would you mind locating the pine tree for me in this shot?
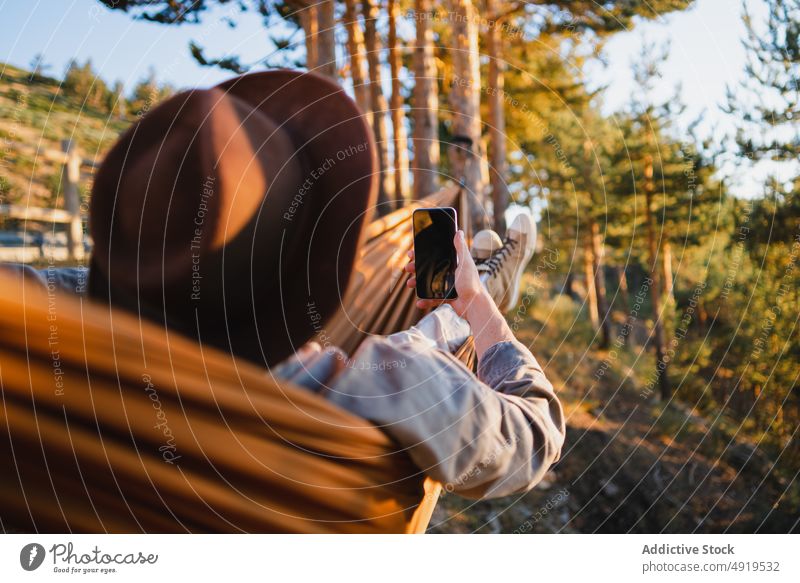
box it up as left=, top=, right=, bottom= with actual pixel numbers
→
left=714, top=0, right=800, bottom=476
left=533, top=101, right=615, bottom=349
left=605, top=43, right=701, bottom=401
left=29, top=53, right=51, bottom=81
left=477, top=0, right=696, bottom=233
left=411, top=0, right=440, bottom=200
left=343, top=0, right=372, bottom=116
left=106, top=80, right=127, bottom=120
left=388, top=0, right=411, bottom=204
left=727, top=0, right=800, bottom=165
left=448, top=0, right=486, bottom=229
left=128, top=69, right=174, bottom=117
left=363, top=0, right=396, bottom=213
left=63, top=59, right=112, bottom=113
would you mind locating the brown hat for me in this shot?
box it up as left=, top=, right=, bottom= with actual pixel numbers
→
left=89, top=70, right=377, bottom=366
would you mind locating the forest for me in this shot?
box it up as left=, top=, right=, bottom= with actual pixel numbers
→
left=1, top=0, right=797, bottom=532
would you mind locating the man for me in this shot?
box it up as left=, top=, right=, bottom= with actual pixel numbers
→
left=6, top=69, right=564, bottom=499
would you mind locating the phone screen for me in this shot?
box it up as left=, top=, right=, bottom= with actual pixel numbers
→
left=413, top=207, right=458, bottom=300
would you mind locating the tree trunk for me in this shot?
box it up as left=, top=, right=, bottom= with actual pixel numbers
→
left=662, top=239, right=674, bottom=304
left=448, top=0, right=485, bottom=230
left=298, top=4, right=319, bottom=72
left=412, top=0, right=439, bottom=200
left=486, top=0, right=509, bottom=235
left=343, top=0, right=371, bottom=118
left=363, top=0, right=395, bottom=213
left=645, top=153, right=671, bottom=401
left=697, top=299, right=708, bottom=328
left=590, top=217, right=611, bottom=348
left=583, top=139, right=610, bottom=348
left=317, top=0, right=337, bottom=79
left=583, top=236, right=600, bottom=330
left=388, top=0, right=410, bottom=205
left=617, top=266, right=632, bottom=347
left=564, top=272, right=578, bottom=301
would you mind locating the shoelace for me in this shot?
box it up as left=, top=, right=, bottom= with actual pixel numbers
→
left=477, top=238, right=517, bottom=278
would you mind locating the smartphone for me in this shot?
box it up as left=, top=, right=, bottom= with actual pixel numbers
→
left=412, top=207, right=458, bottom=300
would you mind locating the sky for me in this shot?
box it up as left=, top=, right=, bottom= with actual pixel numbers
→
left=590, top=0, right=790, bottom=197
left=0, top=0, right=786, bottom=197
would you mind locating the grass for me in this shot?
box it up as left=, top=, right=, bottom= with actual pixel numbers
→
left=0, top=62, right=130, bottom=206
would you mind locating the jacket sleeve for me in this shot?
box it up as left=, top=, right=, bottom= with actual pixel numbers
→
left=325, top=337, right=565, bottom=499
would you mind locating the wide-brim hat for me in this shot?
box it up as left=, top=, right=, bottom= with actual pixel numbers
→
left=89, top=69, right=377, bottom=366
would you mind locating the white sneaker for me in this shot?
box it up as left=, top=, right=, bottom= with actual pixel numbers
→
left=504, top=212, right=536, bottom=310
left=476, top=212, right=537, bottom=312
left=470, top=229, right=503, bottom=261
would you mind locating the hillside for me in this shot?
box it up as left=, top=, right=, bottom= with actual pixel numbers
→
left=0, top=62, right=129, bottom=208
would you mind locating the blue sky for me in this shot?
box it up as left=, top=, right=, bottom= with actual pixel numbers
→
left=0, top=0, right=784, bottom=197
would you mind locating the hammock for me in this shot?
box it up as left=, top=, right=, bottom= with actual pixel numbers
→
left=0, top=186, right=473, bottom=533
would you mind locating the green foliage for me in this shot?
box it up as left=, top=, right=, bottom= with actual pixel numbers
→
left=490, top=35, right=591, bottom=211
left=127, top=68, right=175, bottom=118
left=668, top=0, right=800, bottom=492
left=505, top=13, right=796, bottom=499
left=189, top=41, right=247, bottom=74
left=97, top=0, right=226, bottom=24
left=726, top=0, right=800, bottom=163
left=671, top=197, right=799, bottom=486
left=0, top=176, right=11, bottom=200
left=0, top=62, right=131, bottom=205
left=61, top=60, right=174, bottom=120
left=604, top=43, right=725, bottom=266
left=515, top=1, right=695, bottom=39
left=63, top=59, right=113, bottom=113
left=99, top=1, right=302, bottom=72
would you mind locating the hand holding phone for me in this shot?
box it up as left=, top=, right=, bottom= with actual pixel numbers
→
left=412, top=207, right=458, bottom=300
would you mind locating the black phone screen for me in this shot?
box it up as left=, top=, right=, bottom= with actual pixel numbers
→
left=413, top=207, right=458, bottom=300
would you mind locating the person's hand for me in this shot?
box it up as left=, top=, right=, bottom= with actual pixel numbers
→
left=405, top=230, right=487, bottom=318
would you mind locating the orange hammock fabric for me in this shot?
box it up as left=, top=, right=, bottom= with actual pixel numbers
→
left=0, top=187, right=471, bottom=533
